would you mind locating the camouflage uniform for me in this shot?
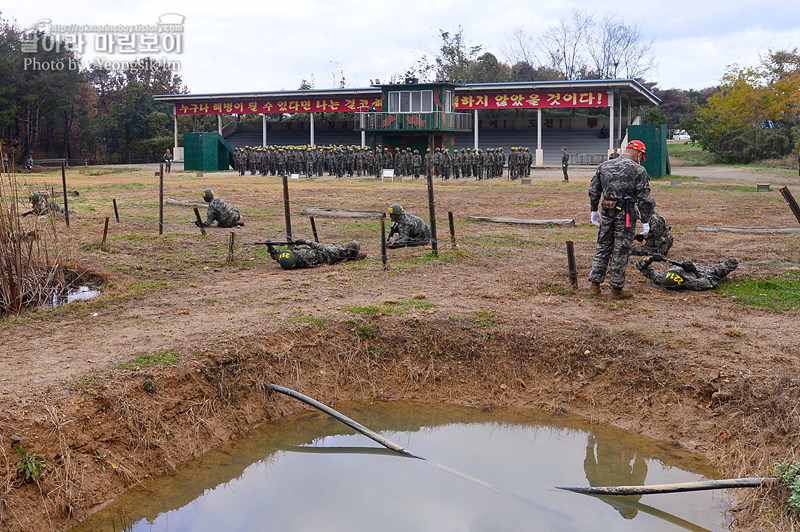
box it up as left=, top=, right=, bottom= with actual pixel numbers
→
left=387, top=212, right=431, bottom=248
left=630, top=212, right=673, bottom=257
left=635, top=257, right=739, bottom=291
left=424, top=150, right=433, bottom=179
left=584, top=435, right=648, bottom=519
left=561, top=149, right=569, bottom=181
left=520, top=148, right=533, bottom=177
left=203, top=196, right=242, bottom=227
left=163, top=150, right=173, bottom=173
left=411, top=150, right=422, bottom=179
left=382, top=149, right=393, bottom=171
left=31, top=196, right=66, bottom=216
left=588, top=154, right=656, bottom=289
left=268, top=238, right=362, bottom=268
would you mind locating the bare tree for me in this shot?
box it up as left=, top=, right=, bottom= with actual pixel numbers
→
left=327, top=61, right=349, bottom=89
left=585, top=14, right=627, bottom=79
left=502, top=27, right=539, bottom=68
left=538, top=11, right=656, bottom=81
left=538, top=10, right=593, bottom=80
left=615, top=22, right=656, bottom=79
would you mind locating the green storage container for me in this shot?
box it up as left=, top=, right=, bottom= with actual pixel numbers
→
left=183, top=132, right=234, bottom=172
left=627, top=124, right=668, bottom=178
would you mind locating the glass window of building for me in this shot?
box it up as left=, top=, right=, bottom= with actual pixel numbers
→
left=387, top=90, right=434, bottom=112
left=421, top=90, right=433, bottom=112
left=400, top=92, right=411, bottom=112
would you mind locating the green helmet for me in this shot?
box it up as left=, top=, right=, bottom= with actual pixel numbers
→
left=29, top=191, right=40, bottom=202
left=387, top=203, right=403, bottom=216
left=202, top=188, right=214, bottom=201
left=277, top=250, right=298, bottom=270
left=659, top=269, right=686, bottom=289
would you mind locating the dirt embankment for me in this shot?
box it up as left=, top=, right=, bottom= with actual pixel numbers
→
left=1, top=315, right=798, bottom=531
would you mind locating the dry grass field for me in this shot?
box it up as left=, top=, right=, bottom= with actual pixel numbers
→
left=1, top=161, right=799, bottom=531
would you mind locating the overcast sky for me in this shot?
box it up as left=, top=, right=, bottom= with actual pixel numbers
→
left=4, top=1, right=800, bottom=94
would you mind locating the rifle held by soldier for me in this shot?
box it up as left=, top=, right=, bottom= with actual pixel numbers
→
left=242, top=239, right=295, bottom=247
left=386, top=222, right=399, bottom=244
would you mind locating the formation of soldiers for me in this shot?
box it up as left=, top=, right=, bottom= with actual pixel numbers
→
left=426, top=147, right=509, bottom=180
left=507, top=147, right=532, bottom=180
left=232, top=144, right=535, bottom=180
left=233, top=145, right=384, bottom=178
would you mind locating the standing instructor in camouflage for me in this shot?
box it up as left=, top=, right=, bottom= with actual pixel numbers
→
left=588, top=140, right=656, bottom=299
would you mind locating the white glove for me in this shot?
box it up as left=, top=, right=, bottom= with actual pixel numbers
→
left=590, top=211, right=601, bottom=226
left=640, top=222, right=650, bottom=236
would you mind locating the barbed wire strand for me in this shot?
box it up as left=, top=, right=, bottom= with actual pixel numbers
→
left=15, top=206, right=800, bottom=288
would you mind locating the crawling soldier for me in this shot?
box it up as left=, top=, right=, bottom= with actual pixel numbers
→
left=635, top=254, right=739, bottom=291
left=386, top=203, right=431, bottom=248
left=268, top=238, right=366, bottom=269
left=198, top=188, right=244, bottom=228
left=28, top=191, right=68, bottom=216
left=630, top=211, right=673, bottom=257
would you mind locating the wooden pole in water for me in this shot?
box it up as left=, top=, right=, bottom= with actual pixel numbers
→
left=566, top=241, right=578, bottom=288
left=268, top=383, right=569, bottom=520
left=158, top=163, right=164, bottom=235
left=310, top=216, right=319, bottom=242
left=113, top=199, right=119, bottom=223
left=557, top=477, right=773, bottom=496
left=282, top=174, right=293, bottom=241
left=61, top=161, right=69, bottom=228
left=193, top=207, right=206, bottom=236
left=426, top=172, right=438, bottom=255
left=270, top=384, right=418, bottom=457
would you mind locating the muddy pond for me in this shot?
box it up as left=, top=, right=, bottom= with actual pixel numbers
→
left=71, top=401, right=730, bottom=531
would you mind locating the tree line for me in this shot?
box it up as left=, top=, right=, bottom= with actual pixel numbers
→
left=0, top=20, right=188, bottom=164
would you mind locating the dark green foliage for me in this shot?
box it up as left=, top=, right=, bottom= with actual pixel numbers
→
left=642, top=107, right=667, bottom=126
left=773, top=461, right=800, bottom=513
left=0, top=21, right=186, bottom=163
left=16, top=445, right=44, bottom=481
left=716, top=128, right=793, bottom=163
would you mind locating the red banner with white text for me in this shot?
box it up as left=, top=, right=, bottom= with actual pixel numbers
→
left=454, top=91, right=607, bottom=110
left=176, top=97, right=383, bottom=115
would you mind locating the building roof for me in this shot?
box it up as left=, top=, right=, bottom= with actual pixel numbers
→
left=153, top=79, right=659, bottom=107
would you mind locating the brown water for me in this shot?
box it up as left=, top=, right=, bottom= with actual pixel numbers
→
left=71, top=402, right=730, bottom=532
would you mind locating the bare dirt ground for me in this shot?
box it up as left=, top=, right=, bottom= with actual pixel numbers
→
left=1, top=160, right=799, bottom=531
